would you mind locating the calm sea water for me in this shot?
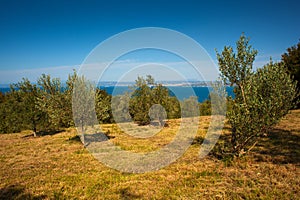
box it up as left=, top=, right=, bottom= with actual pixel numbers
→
left=0, top=86, right=234, bottom=103
left=0, top=88, right=11, bottom=94
left=100, top=86, right=234, bottom=102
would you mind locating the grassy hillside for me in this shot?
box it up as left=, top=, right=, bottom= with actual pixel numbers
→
left=0, top=110, right=299, bottom=199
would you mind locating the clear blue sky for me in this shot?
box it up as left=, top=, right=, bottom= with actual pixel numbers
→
left=0, top=0, right=299, bottom=84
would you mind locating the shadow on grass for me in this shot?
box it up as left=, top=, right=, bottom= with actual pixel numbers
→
left=38, top=129, right=64, bottom=136
left=119, top=187, right=142, bottom=200
left=0, top=184, right=46, bottom=200
left=22, top=130, right=64, bottom=138
left=192, top=136, right=204, bottom=145
left=205, top=127, right=300, bottom=165
left=253, top=128, right=300, bottom=164
left=84, top=133, right=109, bottom=145
left=68, top=135, right=81, bottom=141
left=68, top=132, right=115, bottom=146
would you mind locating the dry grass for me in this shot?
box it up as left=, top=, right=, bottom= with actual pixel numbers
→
left=0, top=110, right=299, bottom=199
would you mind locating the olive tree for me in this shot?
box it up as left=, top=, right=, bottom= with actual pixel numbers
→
left=95, top=88, right=112, bottom=123
left=37, top=74, right=72, bottom=129
left=281, top=41, right=300, bottom=108
left=216, top=34, right=298, bottom=157
left=72, top=75, right=97, bottom=145
left=129, top=75, right=178, bottom=126
left=129, top=76, right=153, bottom=125
left=14, top=79, right=48, bottom=136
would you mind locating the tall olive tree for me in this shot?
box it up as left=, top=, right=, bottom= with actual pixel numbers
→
left=0, top=88, right=24, bottom=133
left=281, top=41, right=300, bottom=108
left=0, top=79, right=49, bottom=135
left=95, top=88, right=112, bottom=123
left=14, top=79, right=48, bottom=136
left=37, top=74, right=72, bottom=129
left=72, top=75, right=97, bottom=144
left=216, top=34, right=298, bottom=157
left=129, top=76, right=154, bottom=125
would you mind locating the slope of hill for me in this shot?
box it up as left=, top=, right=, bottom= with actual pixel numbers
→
left=0, top=110, right=299, bottom=199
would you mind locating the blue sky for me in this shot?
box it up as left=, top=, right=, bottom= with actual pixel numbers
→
left=0, top=0, right=299, bottom=84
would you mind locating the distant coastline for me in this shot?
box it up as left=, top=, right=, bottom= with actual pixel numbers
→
left=0, top=84, right=234, bottom=103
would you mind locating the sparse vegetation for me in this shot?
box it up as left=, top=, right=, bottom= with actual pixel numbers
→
left=0, top=110, right=299, bottom=199
left=0, top=34, right=299, bottom=199
left=0, top=73, right=213, bottom=134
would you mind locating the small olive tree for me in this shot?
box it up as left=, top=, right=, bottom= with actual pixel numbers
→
left=72, top=75, right=97, bottom=145
left=216, top=34, right=298, bottom=157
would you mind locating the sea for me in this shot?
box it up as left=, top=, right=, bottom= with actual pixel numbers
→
left=99, top=86, right=234, bottom=102
left=0, top=86, right=234, bottom=103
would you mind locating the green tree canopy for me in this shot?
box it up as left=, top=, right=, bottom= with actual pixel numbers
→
left=281, top=41, right=300, bottom=107
left=129, top=75, right=180, bottom=126
left=216, top=34, right=297, bottom=157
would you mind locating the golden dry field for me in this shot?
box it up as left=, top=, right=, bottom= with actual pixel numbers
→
left=0, top=110, right=299, bottom=199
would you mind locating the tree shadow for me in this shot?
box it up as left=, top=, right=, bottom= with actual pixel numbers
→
left=84, top=132, right=109, bottom=144
left=67, top=135, right=82, bottom=143
left=192, top=136, right=204, bottom=145
left=67, top=132, right=115, bottom=146
left=37, top=129, right=64, bottom=136
left=253, top=128, right=300, bottom=164
left=208, top=127, right=300, bottom=165
left=22, top=130, right=64, bottom=138
left=0, top=184, right=46, bottom=200
left=118, top=187, right=142, bottom=200
left=208, top=133, right=233, bottom=160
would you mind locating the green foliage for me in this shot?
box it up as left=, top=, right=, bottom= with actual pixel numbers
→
left=199, top=96, right=233, bottom=116
left=0, top=89, right=24, bottom=133
left=95, top=88, right=113, bottom=123
left=199, top=99, right=211, bottom=116
left=72, top=75, right=96, bottom=132
left=37, top=74, right=73, bottom=129
left=281, top=41, right=300, bottom=107
left=0, top=79, right=50, bottom=134
left=216, top=34, right=298, bottom=157
left=129, top=75, right=181, bottom=126
left=0, top=91, right=4, bottom=103
left=181, top=96, right=199, bottom=117
left=217, top=33, right=257, bottom=88
left=165, top=96, right=181, bottom=119
left=199, top=82, right=228, bottom=116
left=129, top=76, right=153, bottom=125
left=111, top=93, right=132, bottom=123
left=0, top=71, right=79, bottom=134
left=15, top=78, right=48, bottom=136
